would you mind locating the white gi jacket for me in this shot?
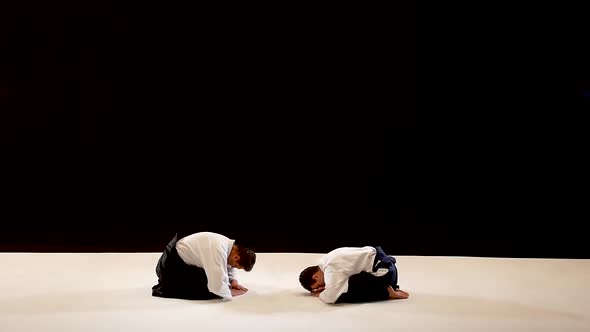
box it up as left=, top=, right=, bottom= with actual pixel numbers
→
left=318, top=246, right=378, bottom=304
left=175, top=232, right=237, bottom=301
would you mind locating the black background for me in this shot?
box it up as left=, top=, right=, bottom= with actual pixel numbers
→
left=1, top=4, right=588, bottom=258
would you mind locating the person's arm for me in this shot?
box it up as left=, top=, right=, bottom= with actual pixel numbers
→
left=318, top=272, right=348, bottom=304
left=227, top=265, right=248, bottom=291
left=201, top=249, right=233, bottom=301
left=228, top=265, right=236, bottom=282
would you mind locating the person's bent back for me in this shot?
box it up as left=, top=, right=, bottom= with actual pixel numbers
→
left=299, top=246, right=409, bottom=303
left=152, top=232, right=256, bottom=301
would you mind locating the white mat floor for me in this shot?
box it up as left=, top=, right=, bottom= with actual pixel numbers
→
left=0, top=253, right=589, bottom=332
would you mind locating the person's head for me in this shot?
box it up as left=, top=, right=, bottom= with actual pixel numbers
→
left=299, top=265, right=325, bottom=292
left=228, top=243, right=256, bottom=272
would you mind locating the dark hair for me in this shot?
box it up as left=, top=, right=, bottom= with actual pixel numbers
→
left=299, top=265, right=320, bottom=292
left=235, top=245, right=256, bottom=272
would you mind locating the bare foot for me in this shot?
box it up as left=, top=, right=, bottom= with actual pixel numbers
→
left=397, top=289, right=410, bottom=298
left=387, top=286, right=409, bottom=299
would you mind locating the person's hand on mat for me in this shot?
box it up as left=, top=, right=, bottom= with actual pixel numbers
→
left=311, top=286, right=325, bottom=297
left=230, top=280, right=248, bottom=292
left=231, top=288, right=246, bottom=297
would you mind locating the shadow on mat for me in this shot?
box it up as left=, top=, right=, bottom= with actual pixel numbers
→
left=396, top=292, right=586, bottom=321
left=0, top=287, right=225, bottom=315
